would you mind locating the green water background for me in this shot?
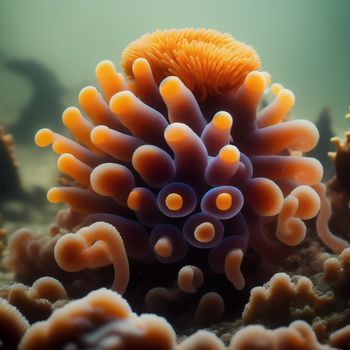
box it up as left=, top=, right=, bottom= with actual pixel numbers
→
left=0, top=0, right=349, bottom=190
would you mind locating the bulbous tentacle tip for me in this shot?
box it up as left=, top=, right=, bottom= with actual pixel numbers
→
left=159, top=76, right=182, bottom=99
left=47, top=187, right=61, bottom=203
left=109, top=90, right=135, bottom=115
left=35, top=128, right=54, bottom=147
left=212, top=111, right=233, bottom=130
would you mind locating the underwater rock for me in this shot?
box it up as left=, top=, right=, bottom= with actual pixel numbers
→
left=32, top=28, right=325, bottom=323
left=5, top=58, right=65, bottom=143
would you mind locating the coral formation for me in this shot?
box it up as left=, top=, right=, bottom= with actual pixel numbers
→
left=0, top=298, right=29, bottom=350
left=229, top=321, right=332, bottom=350
left=19, top=288, right=176, bottom=350
left=30, top=28, right=326, bottom=322
left=242, top=247, right=350, bottom=342
left=242, top=272, right=333, bottom=326
left=3, top=227, right=114, bottom=296
left=0, top=277, right=67, bottom=323
left=8, top=287, right=341, bottom=350
left=324, top=110, right=350, bottom=247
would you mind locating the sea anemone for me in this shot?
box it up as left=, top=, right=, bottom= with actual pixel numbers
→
left=34, top=28, right=324, bottom=319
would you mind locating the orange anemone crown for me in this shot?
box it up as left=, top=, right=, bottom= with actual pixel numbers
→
left=121, top=28, right=261, bottom=101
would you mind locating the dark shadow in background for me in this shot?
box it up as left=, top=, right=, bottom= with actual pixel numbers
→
left=5, top=58, right=65, bottom=143
left=307, top=107, right=336, bottom=181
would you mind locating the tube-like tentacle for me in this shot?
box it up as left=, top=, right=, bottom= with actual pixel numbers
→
left=164, top=123, right=208, bottom=186
left=160, top=76, right=207, bottom=135
left=91, top=125, right=144, bottom=162
left=54, top=222, right=129, bottom=294
left=131, top=58, right=165, bottom=112
left=201, top=111, right=233, bottom=156
left=252, top=155, right=323, bottom=185
left=79, top=86, right=126, bottom=132
left=314, top=183, right=349, bottom=253
left=95, top=60, right=128, bottom=102
left=132, top=145, right=175, bottom=187
left=250, top=120, right=319, bottom=154
left=110, top=90, right=168, bottom=147
left=77, top=213, right=151, bottom=259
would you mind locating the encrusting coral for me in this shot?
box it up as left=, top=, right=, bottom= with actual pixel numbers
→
left=324, top=109, right=350, bottom=247
left=242, top=247, right=350, bottom=343
left=3, top=226, right=115, bottom=297
left=0, top=276, right=67, bottom=324
left=19, top=288, right=177, bottom=350
left=0, top=298, right=29, bottom=350
left=31, top=28, right=326, bottom=318
left=11, top=287, right=343, bottom=350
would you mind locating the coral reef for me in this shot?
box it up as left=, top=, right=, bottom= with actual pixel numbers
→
left=324, top=110, right=350, bottom=247
left=0, top=298, right=29, bottom=350
left=4, top=27, right=350, bottom=349
left=242, top=247, right=350, bottom=342
left=3, top=287, right=339, bottom=350
left=0, top=277, right=67, bottom=324
left=30, top=28, right=325, bottom=322
left=3, top=227, right=114, bottom=296
left=19, top=288, right=176, bottom=350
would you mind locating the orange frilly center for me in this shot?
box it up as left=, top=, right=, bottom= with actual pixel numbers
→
left=121, top=28, right=261, bottom=101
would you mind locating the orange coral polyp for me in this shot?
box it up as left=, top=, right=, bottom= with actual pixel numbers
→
left=216, top=193, right=232, bottom=211
left=194, top=222, right=215, bottom=243
left=122, top=28, right=261, bottom=100
left=165, top=193, right=183, bottom=211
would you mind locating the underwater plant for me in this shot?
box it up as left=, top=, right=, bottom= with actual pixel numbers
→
left=32, top=28, right=328, bottom=318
